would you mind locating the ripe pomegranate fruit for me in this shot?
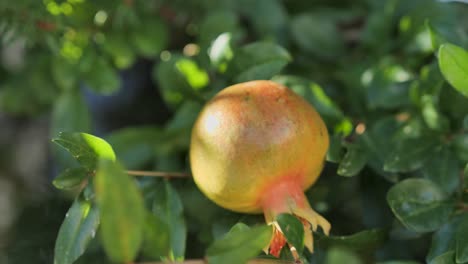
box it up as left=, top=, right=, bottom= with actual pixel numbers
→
left=190, top=80, right=330, bottom=256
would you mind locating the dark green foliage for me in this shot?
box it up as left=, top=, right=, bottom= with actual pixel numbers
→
left=2, top=0, right=468, bottom=263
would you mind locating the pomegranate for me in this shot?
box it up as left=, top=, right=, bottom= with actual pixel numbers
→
left=190, top=80, right=330, bottom=256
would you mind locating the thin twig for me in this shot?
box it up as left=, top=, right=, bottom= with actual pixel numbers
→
left=126, top=170, right=191, bottom=178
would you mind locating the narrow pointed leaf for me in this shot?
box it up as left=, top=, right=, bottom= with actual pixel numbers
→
left=207, top=224, right=272, bottom=264
left=52, top=132, right=116, bottom=170
left=53, top=167, right=89, bottom=190
left=153, top=180, right=187, bottom=260
left=95, top=159, right=145, bottom=262
left=276, top=213, right=304, bottom=254
left=54, top=198, right=100, bottom=264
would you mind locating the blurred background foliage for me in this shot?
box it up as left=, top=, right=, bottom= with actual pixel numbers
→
left=1, top=0, right=468, bottom=263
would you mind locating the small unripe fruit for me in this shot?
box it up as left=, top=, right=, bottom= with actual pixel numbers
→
left=190, top=80, right=330, bottom=256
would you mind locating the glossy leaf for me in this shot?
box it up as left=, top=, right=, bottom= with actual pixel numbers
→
left=208, top=33, right=234, bottom=72
left=206, top=224, right=272, bottom=264
left=52, top=167, right=88, bottom=190
left=337, top=143, right=368, bottom=177
left=230, top=42, right=291, bottom=82
left=153, top=180, right=187, bottom=260
left=290, top=13, right=344, bottom=59
left=421, top=146, right=460, bottom=194
left=438, top=43, right=468, bottom=98
left=276, top=214, right=304, bottom=254
left=54, top=198, right=100, bottom=264
left=94, top=159, right=145, bottom=262
left=315, top=229, right=387, bottom=252
left=384, top=135, right=441, bottom=173
left=52, top=132, right=116, bottom=170
left=387, top=179, right=454, bottom=232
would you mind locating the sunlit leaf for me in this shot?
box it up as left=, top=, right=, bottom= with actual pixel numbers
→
left=52, top=132, right=116, bottom=170
left=438, top=43, right=468, bottom=98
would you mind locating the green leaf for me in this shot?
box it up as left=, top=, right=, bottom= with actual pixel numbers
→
left=152, top=180, right=187, bottom=260
left=290, top=13, right=344, bottom=59
left=206, top=224, right=272, bottom=264
left=337, top=143, right=368, bottom=177
left=107, top=126, right=162, bottom=169
left=456, top=216, right=468, bottom=263
left=175, top=59, right=209, bottom=90
left=387, top=178, right=454, bottom=232
left=52, top=132, right=116, bottom=170
left=198, top=10, right=240, bottom=48
left=276, top=214, right=304, bottom=254
left=453, top=134, right=468, bottom=162
left=326, top=247, right=362, bottom=264
left=432, top=251, right=456, bottom=264
left=208, top=33, right=234, bottom=73
left=230, top=42, right=291, bottom=82
left=54, top=197, right=100, bottom=264
left=427, top=215, right=465, bottom=263
left=141, top=212, right=171, bottom=259
left=51, top=57, right=78, bottom=90
left=237, top=0, right=288, bottom=44
left=438, top=43, right=468, bottom=98
left=131, top=18, right=168, bottom=58
left=315, top=229, right=387, bottom=252
left=102, top=32, right=136, bottom=69
left=82, top=57, right=120, bottom=95
left=364, top=63, right=412, bottom=110
left=50, top=90, right=91, bottom=138
left=326, top=134, right=344, bottom=163
left=383, top=135, right=441, bottom=173
left=377, top=261, right=419, bottom=264
left=94, top=159, right=145, bottom=262
left=271, top=75, right=344, bottom=126
left=425, top=21, right=448, bottom=52
left=421, top=146, right=460, bottom=194
left=153, top=54, right=198, bottom=108
left=52, top=167, right=89, bottom=190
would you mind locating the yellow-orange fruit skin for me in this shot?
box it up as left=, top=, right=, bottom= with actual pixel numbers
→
left=190, top=80, right=329, bottom=213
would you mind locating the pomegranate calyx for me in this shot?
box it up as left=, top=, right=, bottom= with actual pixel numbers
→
left=260, top=179, right=331, bottom=256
